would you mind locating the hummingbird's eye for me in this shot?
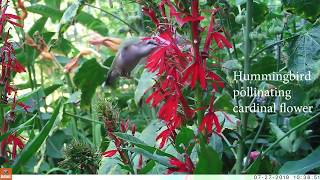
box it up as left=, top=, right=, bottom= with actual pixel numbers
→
left=147, top=40, right=157, bottom=45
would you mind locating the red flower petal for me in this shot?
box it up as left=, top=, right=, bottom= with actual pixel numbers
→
left=212, top=32, right=232, bottom=49
left=102, top=149, right=118, bottom=157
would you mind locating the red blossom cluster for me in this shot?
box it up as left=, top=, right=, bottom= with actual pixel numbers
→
left=142, top=0, right=232, bottom=173
left=0, top=0, right=29, bottom=161
left=143, top=0, right=231, bottom=148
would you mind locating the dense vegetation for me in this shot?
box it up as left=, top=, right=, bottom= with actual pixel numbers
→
left=0, top=0, right=319, bottom=175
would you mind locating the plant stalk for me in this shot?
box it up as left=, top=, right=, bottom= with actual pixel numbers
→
left=236, top=0, right=253, bottom=174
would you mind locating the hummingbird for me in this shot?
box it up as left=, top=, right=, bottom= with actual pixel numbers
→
left=104, top=38, right=159, bottom=86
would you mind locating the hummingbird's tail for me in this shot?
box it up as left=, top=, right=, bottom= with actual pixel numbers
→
left=103, top=70, right=119, bottom=87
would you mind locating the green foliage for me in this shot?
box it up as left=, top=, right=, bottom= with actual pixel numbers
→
left=283, top=0, right=320, bottom=22
left=1, top=0, right=319, bottom=175
left=195, top=145, right=222, bottom=174
left=12, top=100, right=64, bottom=173
left=288, top=26, right=320, bottom=85
left=58, top=141, right=100, bottom=174
left=73, top=59, right=106, bottom=107
left=279, top=147, right=320, bottom=174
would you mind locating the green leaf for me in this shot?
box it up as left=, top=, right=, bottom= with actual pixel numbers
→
left=240, top=1, right=268, bottom=26
left=113, top=132, right=173, bottom=158
left=270, top=123, right=293, bottom=152
left=59, top=0, right=86, bottom=36
left=130, top=147, right=171, bottom=167
left=175, top=127, right=195, bottom=154
left=288, top=26, right=320, bottom=85
left=76, top=11, right=109, bottom=36
left=139, top=120, right=163, bottom=146
left=195, top=145, right=222, bottom=174
left=51, top=38, right=75, bottom=55
left=279, top=147, right=320, bottom=174
left=283, top=0, right=320, bottom=22
left=73, top=59, right=106, bottom=107
left=251, top=56, right=277, bottom=74
left=12, top=100, right=64, bottom=173
left=279, top=84, right=306, bottom=106
left=28, top=17, right=48, bottom=36
left=27, top=5, right=108, bottom=36
left=27, top=5, right=63, bottom=21
left=247, top=156, right=274, bottom=174
left=45, top=130, right=70, bottom=159
left=44, top=0, right=61, bottom=9
left=215, top=111, right=240, bottom=131
left=138, top=160, right=156, bottom=174
left=134, top=69, right=156, bottom=105
left=214, top=93, right=235, bottom=114
left=44, top=83, right=63, bottom=96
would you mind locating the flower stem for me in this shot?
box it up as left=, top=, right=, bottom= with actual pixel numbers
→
left=84, top=3, right=139, bottom=35
left=65, top=73, right=79, bottom=140
left=236, top=0, right=253, bottom=174
left=262, top=112, right=320, bottom=156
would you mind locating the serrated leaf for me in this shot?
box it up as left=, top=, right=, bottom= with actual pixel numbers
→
left=288, top=26, right=320, bottom=85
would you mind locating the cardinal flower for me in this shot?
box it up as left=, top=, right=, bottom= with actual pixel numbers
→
left=167, top=155, right=194, bottom=174
left=198, top=94, right=222, bottom=135
left=1, top=134, right=26, bottom=159
left=102, top=149, right=118, bottom=158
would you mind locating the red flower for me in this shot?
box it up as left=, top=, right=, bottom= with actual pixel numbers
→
left=138, top=154, right=143, bottom=169
left=102, top=149, right=118, bottom=157
left=182, top=61, right=206, bottom=89
left=212, top=32, right=233, bottom=49
left=1, top=134, right=26, bottom=159
left=203, top=8, right=220, bottom=54
left=0, top=1, right=23, bottom=35
left=250, top=151, right=261, bottom=161
left=167, top=155, right=194, bottom=174
left=120, top=120, right=129, bottom=133
left=142, top=7, right=159, bottom=26
left=156, top=128, right=175, bottom=149
left=198, top=94, right=222, bottom=135
left=199, top=110, right=222, bottom=135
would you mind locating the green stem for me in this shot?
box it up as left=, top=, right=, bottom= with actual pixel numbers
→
left=262, top=112, right=320, bottom=156
left=65, top=112, right=104, bottom=125
left=250, top=34, right=301, bottom=60
left=65, top=73, right=79, bottom=140
left=84, top=3, right=139, bottom=34
left=236, top=0, right=253, bottom=174
left=244, top=113, right=268, bottom=169
left=31, top=65, right=43, bottom=122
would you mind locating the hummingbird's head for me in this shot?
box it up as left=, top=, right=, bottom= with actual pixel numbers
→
left=133, top=39, right=159, bottom=57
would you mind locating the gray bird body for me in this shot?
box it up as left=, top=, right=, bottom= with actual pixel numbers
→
left=104, top=39, right=158, bottom=86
